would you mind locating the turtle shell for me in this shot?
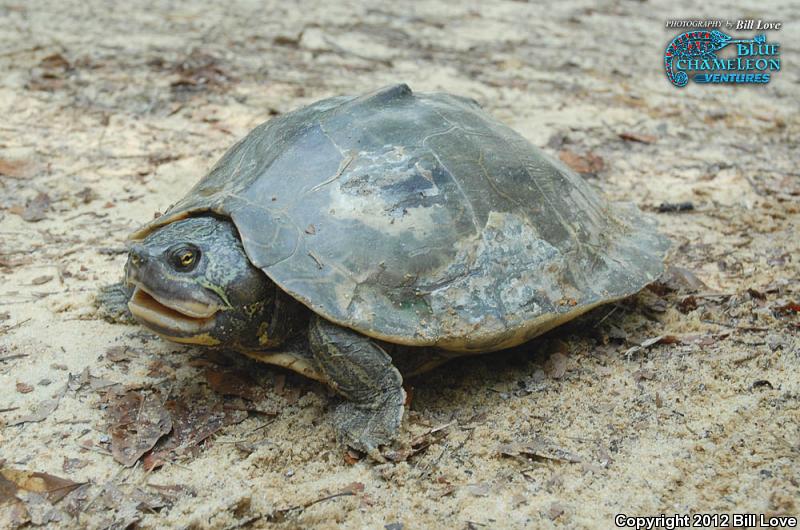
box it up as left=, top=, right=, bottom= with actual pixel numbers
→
left=131, top=84, right=669, bottom=352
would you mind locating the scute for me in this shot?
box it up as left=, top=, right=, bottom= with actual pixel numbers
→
left=131, top=84, right=669, bottom=352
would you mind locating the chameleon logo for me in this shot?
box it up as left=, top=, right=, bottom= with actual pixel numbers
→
left=664, top=30, right=752, bottom=87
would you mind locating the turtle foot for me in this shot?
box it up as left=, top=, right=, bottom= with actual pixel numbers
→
left=332, top=388, right=406, bottom=462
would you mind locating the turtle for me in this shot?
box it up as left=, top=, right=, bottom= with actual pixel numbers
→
left=99, top=84, right=669, bottom=458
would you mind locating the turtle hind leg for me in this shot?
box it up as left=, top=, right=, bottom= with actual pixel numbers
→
left=308, top=316, right=405, bottom=460
left=95, top=281, right=136, bottom=324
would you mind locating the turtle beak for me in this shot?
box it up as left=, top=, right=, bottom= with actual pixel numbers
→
left=124, top=243, right=223, bottom=341
left=127, top=283, right=219, bottom=340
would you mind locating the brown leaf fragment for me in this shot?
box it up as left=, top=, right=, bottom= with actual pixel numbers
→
left=83, top=481, right=173, bottom=528
left=13, top=192, right=51, bottom=222
left=168, top=50, right=232, bottom=93
left=0, top=468, right=83, bottom=503
left=204, top=368, right=263, bottom=401
left=106, top=346, right=134, bottom=362
left=282, top=386, right=302, bottom=405
left=143, top=392, right=246, bottom=471
left=343, top=449, right=363, bottom=465
left=512, top=493, right=527, bottom=507
left=273, top=34, right=301, bottom=47
left=108, top=391, right=172, bottom=467
left=8, top=385, right=66, bottom=425
left=0, top=158, right=32, bottom=178
left=547, top=501, right=567, bottom=520
left=15, top=382, right=33, bottom=394
left=39, top=53, right=70, bottom=71
left=344, top=482, right=365, bottom=494
left=146, top=359, right=170, bottom=378
left=89, top=375, right=119, bottom=392
left=75, top=187, right=98, bottom=204
left=775, top=301, right=800, bottom=314
left=146, top=483, right=192, bottom=500
left=747, top=288, right=767, bottom=301
left=6, top=498, right=30, bottom=527
left=678, top=295, right=698, bottom=313
left=651, top=266, right=708, bottom=294
left=30, top=275, right=52, bottom=285
left=558, top=149, right=604, bottom=176
left=619, top=132, right=657, bottom=144
left=61, top=458, right=88, bottom=473
left=67, top=367, right=92, bottom=393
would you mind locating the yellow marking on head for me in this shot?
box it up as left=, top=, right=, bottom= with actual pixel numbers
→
left=160, top=332, right=221, bottom=346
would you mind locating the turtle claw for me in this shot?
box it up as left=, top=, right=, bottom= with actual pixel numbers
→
left=332, top=389, right=406, bottom=463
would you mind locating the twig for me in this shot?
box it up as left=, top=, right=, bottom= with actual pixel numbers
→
left=0, top=45, right=44, bottom=57
left=593, top=306, right=618, bottom=328
left=0, top=318, right=32, bottom=335
left=732, top=352, right=763, bottom=365
left=224, top=514, right=263, bottom=530
left=267, top=489, right=358, bottom=522
left=0, top=353, right=29, bottom=362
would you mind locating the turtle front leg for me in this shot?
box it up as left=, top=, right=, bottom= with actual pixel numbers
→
left=95, top=281, right=136, bottom=324
left=308, top=316, right=405, bottom=459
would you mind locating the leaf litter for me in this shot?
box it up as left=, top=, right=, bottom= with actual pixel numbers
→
left=107, top=390, right=173, bottom=467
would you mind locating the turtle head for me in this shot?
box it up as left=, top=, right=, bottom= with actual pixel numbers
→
left=125, top=215, right=276, bottom=349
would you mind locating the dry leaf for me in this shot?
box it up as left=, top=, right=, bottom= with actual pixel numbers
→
left=0, top=158, right=32, bottom=178
left=656, top=266, right=709, bottom=293
left=558, top=149, right=604, bottom=175
left=108, top=391, right=172, bottom=467
left=1, top=468, right=83, bottom=503
left=8, top=385, right=66, bottom=425
left=12, top=192, right=51, bottom=222
left=39, top=53, right=70, bottom=71
left=204, top=368, right=261, bottom=401
left=106, top=346, right=134, bottom=362
left=61, top=458, right=88, bottom=473
left=143, top=392, right=246, bottom=471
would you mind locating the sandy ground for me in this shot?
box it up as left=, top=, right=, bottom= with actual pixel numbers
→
left=1, top=0, right=798, bottom=528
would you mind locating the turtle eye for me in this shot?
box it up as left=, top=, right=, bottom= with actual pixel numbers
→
left=170, top=245, right=201, bottom=271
